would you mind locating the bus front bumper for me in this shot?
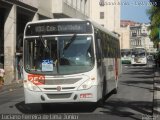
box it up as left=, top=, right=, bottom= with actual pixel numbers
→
left=24, top=85, right=99, bottom=104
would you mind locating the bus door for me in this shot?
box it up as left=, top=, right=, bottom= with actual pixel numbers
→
left=96, top=37, right=105, bottom=87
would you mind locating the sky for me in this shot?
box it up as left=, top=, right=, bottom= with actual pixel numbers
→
left=121, top=0, right=151, bottom=23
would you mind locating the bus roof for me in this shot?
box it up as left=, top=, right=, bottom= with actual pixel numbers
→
left=27, top=18, right=86, bottom=24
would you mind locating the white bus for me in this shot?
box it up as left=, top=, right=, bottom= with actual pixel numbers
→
left=121, top=49, right=132, bottom=64
left=23, top=18, right=121, bottom=107
left=131, top=47, right=147, bottom=65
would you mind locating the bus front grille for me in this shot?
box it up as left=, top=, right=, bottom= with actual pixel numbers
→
left=45, top=78, right=81, bottom=85
left=46, top=93, right=72, bottom=99
left=44, top=87, right=75, bottom=91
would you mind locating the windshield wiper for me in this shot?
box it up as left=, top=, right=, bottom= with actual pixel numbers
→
left=39, top=36, right=50, bottom=53
left=63, top=34, right=76, bottom=50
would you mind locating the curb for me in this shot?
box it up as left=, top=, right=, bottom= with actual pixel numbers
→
left=0, top=81, right=23, bottom=94
left=153, top=67, right=160, bottom=116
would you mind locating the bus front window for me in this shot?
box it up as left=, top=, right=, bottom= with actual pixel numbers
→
left=24, top=35, right=94, bottom=75
left=132, top=49, right=146, bottom=58
left=24, top=37, right=58, bottom=74
left=59, top=36, right=94, bottom=74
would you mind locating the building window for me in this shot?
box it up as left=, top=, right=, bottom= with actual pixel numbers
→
left=100, top=12, right=104, bottom=19
left=100, top=0, right=105, bottom=6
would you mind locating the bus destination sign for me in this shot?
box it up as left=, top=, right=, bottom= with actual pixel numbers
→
left=26, top=21, right=92, bottom=36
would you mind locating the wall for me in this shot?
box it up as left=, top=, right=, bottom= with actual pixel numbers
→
left=52, top=0, right=89, bottom=19
left=38, top=0, right=53, bottom=18
left=90, top=0, right=120, bottom=32
left=119, top=26, right=130, bottom=49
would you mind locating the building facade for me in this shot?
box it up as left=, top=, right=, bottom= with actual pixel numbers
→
left=52, top=0, right=90, bottom=19
left=0, top=0, right=90, bottom=85
left=119, top=20, right=139, bottom=49
left=89, top=0, right=120, bottom=32
left=130, top=23, right=156, bottom=53
left=121, top=20, right=140, bottom=27
left=119, top=25, right=130, bottom=49
left=120, top=20, right=156, bottom=52
left=0, top=0, right=40, bottom=84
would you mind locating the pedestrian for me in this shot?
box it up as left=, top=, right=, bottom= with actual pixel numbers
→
left=0, top=66, right=5, bottom=89
left=18, top=55, right=23, bottom=80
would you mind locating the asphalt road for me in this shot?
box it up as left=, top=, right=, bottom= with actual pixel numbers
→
left=0, top=63, right=155, bottom=120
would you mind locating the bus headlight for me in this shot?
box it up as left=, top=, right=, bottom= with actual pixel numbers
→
left=78, top=80, right=93, bottom=90
left=27, top=81, right=41, bottom=91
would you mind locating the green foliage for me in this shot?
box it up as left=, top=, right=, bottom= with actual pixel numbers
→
left=147, top=6, right=160, bottom=47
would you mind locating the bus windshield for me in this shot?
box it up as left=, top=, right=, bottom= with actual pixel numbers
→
left=24, top=35, right=94, bottom=75
left=132, top=48, right=146, bottom=57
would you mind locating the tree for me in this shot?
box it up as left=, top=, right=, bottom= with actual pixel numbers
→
left=147, top=2, right=160, bottom=48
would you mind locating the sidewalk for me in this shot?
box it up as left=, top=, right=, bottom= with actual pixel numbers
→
left=0, top=80, right=23, bottom=94
left=153, top=66, right=160, bottom=116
